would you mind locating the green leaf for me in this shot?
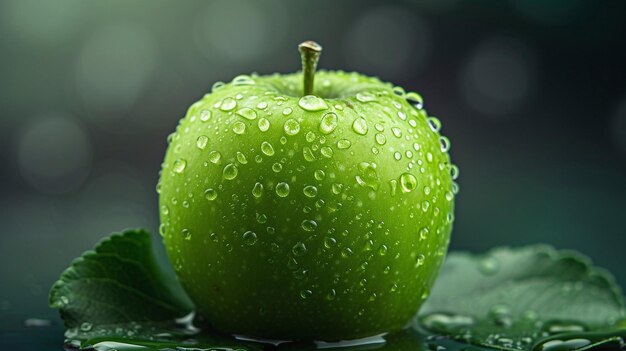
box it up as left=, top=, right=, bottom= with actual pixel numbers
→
left=49, top=229, right=194, bottom=328
left=417, top=245, right=626, bottom=350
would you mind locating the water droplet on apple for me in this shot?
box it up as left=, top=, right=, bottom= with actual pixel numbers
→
left=352, top=117, right=368, bottom=135
left=355, top=162, right=380, bottom=190
left=303, top=185, right=318, bottom=197
left=440, top=136, right=450, bottom=152
left=320, top=146, right=333, bottom=158
left=282, top=107, right=293, bottom=116
left=200, top=109, right=212, bottom=122
left=324, top=237, right=336, bottom=248
left=301, top=220, right=317, bottom=232
left=208, top=151, right=221, bottom=164
left=232, top=121, right=246, bottom=135
left=405, top=92, right=424, bottom=109
left=389, top=179, right=398, bottom=196
left=223, top=163, right=238, bottom=180
left=182, top=228, right=191, bottom=240
left=272, top=162, right=283, bottom=173
left=252, top=182, right=264, bottom=198
left=415, top=254, right=425, bottom=267
left=242, top=231, right=257, bottom=245
left=299, top=95, right=328, bottom=111
left=356, top=91, right=377, bottom=102
left=257, top=101, right=268, bottom=110
left=220, top=97, right=237, bottom=111
left=394, top=152, right=402, bottom=160
left=231, top=75, right=256, bottom=86
left=319, top=112, right=338, bottom=134
left=299, top=289, right=313, bottom=299
left=375, top=133, right=386, bottom=145
left=391, top=127, right=402, bottom=138
left=314, top=169, right=326, bottom=180
left=196, top=135, right=209, bottom=150
left=428, top=117, right=441, bottom=132
left=419, top=227, right=429, bottom=240
left=450, top=164, right=459, bottom=180
left=236, top=152, right=248, bottom=164
left=173, top=159, right=187, bottom=173
left=204, top=188, right=217, bottom=201
left=337, top=139, right=351, bottom=149
left=236, top=107, right=257, bottom=120
left=284, top=119, right=301, bottom=135
left=305, top=131, right=316, bottom=142
left=275, top=182, right=290, bottom=197
left=292, top=241, right=308, bottom=256
left=303, top=147, right=316, bottom=162
left=261, top=141, right=275, bottom=156
left=400, top=173, right=418, bottom=192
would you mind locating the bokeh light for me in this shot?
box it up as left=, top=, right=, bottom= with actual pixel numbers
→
left=460, top=36, right=535, bottom=118
left=75, top=24, right=158, bottom=123
left=343, top=5, right=430, bottom=80
left=194, top=0, right=289, bottom=64
left=17, top=114, right=92, bottom=194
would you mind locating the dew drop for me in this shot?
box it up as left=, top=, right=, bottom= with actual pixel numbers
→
left=320, top=146, right=333, bottom=158
left=231, top=75, right=256, bottom=86
left=236, top=152, right=248, bottom=164
left=173, top=159, right=187, bottom=174
left=299, top=95, right=328, bottom=111
left=242, top=231, right=258, bottom=245
left=314, top=169, right=326, bottom=180
left=220, top=97, right=237, bottom=111
left=428, top=117, right=442, bottom=132
left=303, top=185, right=318, bottom=197
left=440, top=136, right=451, bottom=152
left=356, top=91, right=377, bottom=102
left=208, top=151, right=222, bottom=164
left=182, top=229, right=191, bottom=240
left=252, top=182, right=264, bottom=198
left=236, top=107, right=257, bottom=120
left=284, top=119, right=301, bottom=135
left=261, top=141, right=275, bottom=156
left=299, top=289, right=313, bottom=299
left=223, top=163, right=238, bottom=180
left=275, top=182, right=290, bottom=197
left=415, top=254, right=425, bottom=267
left=375, top=133, right=386, bottom=145
left=352, top=117, right=368, bottom=135
left=232, top=121, right=246, bottom=135
left=337, top=139, right=352, bottom=149
left=303, top=147, right=316, bottom=162
left=292, top=241, right=308, bottom=256
left=204, top=188, right=217, bottom=201
left=405, top=92, right=424, bottom=109
left=319, top=112, right=338, bottom=134
left=355, top=162, right=380, bottom=190
left=301, top=220, right=317, bottom=232
left=196, top=135, right=209, bottom=150
left=258, top=118, right=270, bottom=132
left=400, top=173, right=418, bottom=192
left=199, top=109, right=212, bottom=122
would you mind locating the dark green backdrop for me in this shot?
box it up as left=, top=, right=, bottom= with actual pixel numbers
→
left=0, top=0, right=625, bottom=348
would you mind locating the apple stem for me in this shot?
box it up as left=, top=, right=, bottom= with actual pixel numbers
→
left=298, top=40, right=322, bottom=96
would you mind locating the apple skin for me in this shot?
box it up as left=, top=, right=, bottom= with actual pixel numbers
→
left=158, top=71, right=456, bottom=341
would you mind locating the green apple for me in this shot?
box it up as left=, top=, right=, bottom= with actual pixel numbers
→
left=158, top=41, right=457, bottom=341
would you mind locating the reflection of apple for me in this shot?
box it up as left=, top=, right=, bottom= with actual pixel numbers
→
left=158, top=41, right=457, bottom=340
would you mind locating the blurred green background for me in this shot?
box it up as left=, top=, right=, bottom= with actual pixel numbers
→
left=1, top=0, right=625, bottom=348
